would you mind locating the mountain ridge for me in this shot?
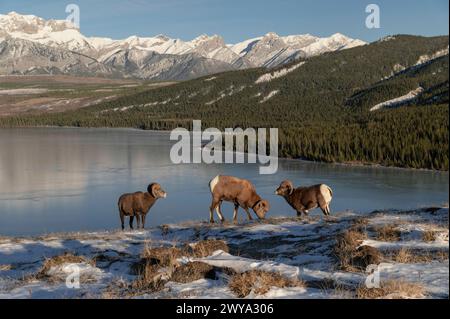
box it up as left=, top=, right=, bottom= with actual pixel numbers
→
left=0, top=12, right=367, bottom=80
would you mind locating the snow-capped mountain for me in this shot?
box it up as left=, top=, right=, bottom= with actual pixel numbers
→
left=0, top=12, right=367, bottom=80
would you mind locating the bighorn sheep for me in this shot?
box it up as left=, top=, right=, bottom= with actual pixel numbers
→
left=209, top=175, right=270, bottom=223
left=275, top=180, right=332, bottom=217
left=118, top=183, right=167, bottom=230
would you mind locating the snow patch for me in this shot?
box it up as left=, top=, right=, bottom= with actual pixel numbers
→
left=259, top=90, right=280, bottom=103
left=370, top=87, right=424, bottom=111
left=255, top=61, right=305, bottom=84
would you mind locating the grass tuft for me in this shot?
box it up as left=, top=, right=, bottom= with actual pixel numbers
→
left=334, top=229, right=381, bottom=272
left=356, top=280, right=425, bottom=299
left=229, top=270, right=305, bottom=298
left=375, top=224, right=401, bottom=241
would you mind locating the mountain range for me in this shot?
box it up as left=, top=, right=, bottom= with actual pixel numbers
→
left=0, top=12, right=366, bottom=80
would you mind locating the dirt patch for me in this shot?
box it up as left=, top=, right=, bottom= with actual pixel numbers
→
left=229, top=270, right=305, bottom=297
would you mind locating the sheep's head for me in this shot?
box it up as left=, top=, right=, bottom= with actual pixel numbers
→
left=275, top=180, right=294, bottom=196
left=148, top=183, right=167, bottom=199
left=253, top=199, right=270, bottom=219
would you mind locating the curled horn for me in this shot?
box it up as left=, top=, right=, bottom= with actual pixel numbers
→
left=147, top=183, right=158, bottom=198
left=286, top=180, right=294, bottom=195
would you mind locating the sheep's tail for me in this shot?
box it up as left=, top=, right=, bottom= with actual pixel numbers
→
left=209, top=175, right=220, bottom=193
left=327, top=185, right=333, bottom=198
left=320, top=184, right=333, bottom=203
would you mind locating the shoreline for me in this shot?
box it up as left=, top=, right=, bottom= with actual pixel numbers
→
left=1, top=204, right=449, bottom=240
left=1, top=125, right=448, bottom=173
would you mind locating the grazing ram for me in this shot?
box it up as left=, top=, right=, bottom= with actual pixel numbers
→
left=209, top=175, right=270, bottom=223
left=118, top=183, right=167, bottom=230
left=275, top=180, right=332, bottom=217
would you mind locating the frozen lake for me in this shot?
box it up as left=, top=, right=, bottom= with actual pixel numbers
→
left=0, top=127, right=448, bottom=236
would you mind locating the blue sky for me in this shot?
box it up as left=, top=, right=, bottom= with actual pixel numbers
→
left=1, top=0, right=448, bottom=43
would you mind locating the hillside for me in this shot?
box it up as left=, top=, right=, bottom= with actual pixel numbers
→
left=1, top=35, right=448, bottom=170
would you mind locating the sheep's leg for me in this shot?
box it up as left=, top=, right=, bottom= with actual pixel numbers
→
left=215, top=201, right=225, bottom=223
left=120, top=212, right=125, bottom=230
left=136, top=214, right=141, bottom=229
left=232, top=203, right=239, bottom=223
left=217, top=201, right=226, bottom=222
left=142, top=214, right=147, bottom=229
left=318, top=195, right=332, bottom=216
left=304, top=201, right=316, bottom=212
left=244, top=208, right=253, bottom=221
left=209, top=199, right=220, bottom=223
left=129, top=215, right=134, bottom=230
left=327, top=205, right=331, bottom=215
left=320, top=206, right=329, bottom=216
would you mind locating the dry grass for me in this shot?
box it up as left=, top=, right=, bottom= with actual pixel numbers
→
left=334, top=229, right=381, bottom=272
left=229, top=270, right=305, bottom=298
left=422, top=230, right=437, bottom=242
left=392, top=248, right=448, bottom=263
left=171, top=262, right=235, bottom=283
left=37, top=253, right=93, bottom=277
left=141, top=246, right=183, bottom=268
left=130, top=263, right=167, bottom=293
left=375, top=224, right=401, bottom=241
left=0, top=264, right=13, bottom=271
left=356, top=280, right=426, bottom=299
left=351, top=218, right=369, bottom=232
left=189, top=239, right=229, bottom=257
left=129, top=240, right=230, bottom=294
left=27, top=253, right=96, bottom=284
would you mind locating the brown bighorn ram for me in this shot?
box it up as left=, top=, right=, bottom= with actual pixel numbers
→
left=275, top=180, right=333, bottom=217
left=209, top=175, right=270, bottom=223
left=118, top=183, right=167, bottom=230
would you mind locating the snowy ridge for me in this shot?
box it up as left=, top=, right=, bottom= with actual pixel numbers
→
left=370, top=87, right=424, bottom=111
left=259, top=90, right=280, bottom=103
left=0, top=12, right=367, bottom=70
left=255, top=61, right=305, bottom=84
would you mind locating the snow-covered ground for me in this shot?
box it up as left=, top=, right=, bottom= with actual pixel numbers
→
left=0, top=207, right=447, bottom=299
